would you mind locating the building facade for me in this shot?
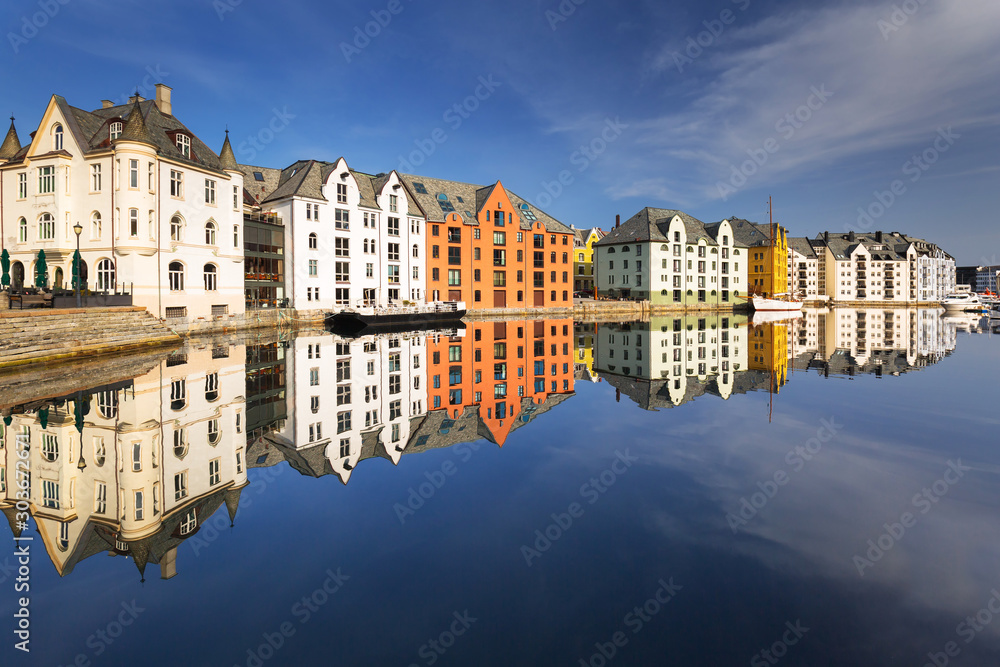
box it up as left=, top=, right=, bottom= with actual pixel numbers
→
left=239, top=161, right=426, bottom=311
left=956, top=265, right=1000, bottom=294
left=398, top=175, right=575, bottom=309
left=572, top=226, right=605, bottom=292
left=812, top=231, right=955, bottom=303
left=0, top=87, right=245, bottom=323
left=593, top=208, right=748, bottom=307
left=786, top=236, right=825, bottom=301
left=728, top=218, right=789, bottom=297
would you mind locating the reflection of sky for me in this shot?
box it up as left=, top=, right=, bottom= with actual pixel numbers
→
left=3, top=334, right=1000, bottom=666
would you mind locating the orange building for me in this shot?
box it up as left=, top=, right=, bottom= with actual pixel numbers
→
left=399, top=175, right=575, bottom=309
left=425, top=319, right=575, bottom=445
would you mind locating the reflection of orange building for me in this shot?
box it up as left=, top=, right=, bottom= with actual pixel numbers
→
left=425, top=319, right=575, bottom=445
left=400, top=175, right=575, bottom=309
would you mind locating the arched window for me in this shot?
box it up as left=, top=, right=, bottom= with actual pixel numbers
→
left=54, top=124, right=64, bottom=151
left=208, top=418, right=220, bottom=444
left=170, top=215, right=183, bottom=242
left=109, top=121, right=122, bottom=141
left=97, top=390, right=118, bottom=419
left=412, top=244, right=419, bottom=258
left=18, top=217, right=27, bottom=243
left=308, top=233, right=318, bottom=250
left=607, top=247, right=616, bottom=254
left=58, top=523, right=69, bottom=551
left=173, top=428, right=188, bottom=457
left=96, top=259, right=116, bottom=291
left=168, top=262, right=184, bottom=291
left=91, top=211, right=102, bottom=239
left=176, top=133, right=191, bottom=158
left=39, top=213, right=55, bottom=240
left=205, top=221, right=217, bottom=245
left=622, top=246, right=630, bottom=252
left=203, top=264, right=217, bottom=291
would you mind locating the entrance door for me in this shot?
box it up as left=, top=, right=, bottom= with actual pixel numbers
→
left=11, top=262, right=24, bottom=290
left=533, top=290, right=544, bottom=306
left=493, top=290, right=506, bottom=308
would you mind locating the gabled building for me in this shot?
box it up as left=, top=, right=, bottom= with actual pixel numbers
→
left=239, top=160, right=426, bottom=311
left=813, top=231, right=955, bottom=303
left=786, top=236, right=825, bottom=301
left=0, top=87, right=245, bottom=324
left=593, top=208, right=747, bottom=307
left=727, top=218, right=789, bottom=297
left=572, top=226, right=605, bottom=292
left=398, top=175, right=575, bottom=309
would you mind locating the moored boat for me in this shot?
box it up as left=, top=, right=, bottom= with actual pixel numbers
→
left=750, top=294, right=803, bottom=312
left=941, top=292, right=985, bottom=312
left=327, top=301, right=466, bottom=335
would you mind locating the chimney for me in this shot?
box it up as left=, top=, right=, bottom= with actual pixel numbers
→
left=160, top=546, right=178, bottom=579
left=823, top=231, right=829, bottom=243
left=128, top=94, right=145, bottom=105
left=615, top=214, right=620, bottom=229
left=848, top=231, right=856, bottom=242
left=155, top=84, right=173, bottom=116
left=101, top=100, right=113, bottom=109
left=875, top=231, right=883, bottom=243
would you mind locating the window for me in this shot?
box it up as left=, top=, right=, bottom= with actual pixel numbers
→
left=168, top=262, right=184, bottom=291
left=132, top=442, right=142, bottom=471
left=94, top=481, right=107, bottom=514
left=38, top=213, right=55, bottom=240
left=91, top=164, right=102, bottom=191
left=176, top=134, right=191, bottom=157
left=205, top=220, right=217, bottom=245
left=388, top=217, right=400, bottom=236
left=335, top=208, right=349, bottom=230
left=337, top=359, right=351, bottom=382
left=203, top=264, right=218, bottom=291
left=42, top=434, right=59, bottom=462
left=337, top=411, right=352, bottom=434
left=170, top=170, right=183, bottom=197
left=53, top=123, right=64, bottom=150
left=335, top=238, right=350, bottom=257
left=170, top=215, right=183, bottom=241
left=387, top=265, right=400, bottom=284
left=337, top=182, right=348, bottom=203
left=36, top=165, right=57, bottom=196
left=110, top=121, right=122, bottom=140
left=96, top=259, right=116, bottom=291
left=18, top=173, right=27, bottom=199
left=337, top=384, right=352, bottom=405
left=174, top=472, right=188, bottom=500
left=308, top=233, right=318, bottom=249
left=127, top=159, right=139, bottom=188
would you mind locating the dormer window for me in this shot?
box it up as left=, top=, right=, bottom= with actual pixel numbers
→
left=54, top=124, right=63, bottom=150
left=176, top=134, right=190, bottom=158
left=110, top=122, right=122, bottom=141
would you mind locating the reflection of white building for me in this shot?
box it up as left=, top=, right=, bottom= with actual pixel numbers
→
left=276, top=333, right=427, bottom=483
left=0, top=343, right=247, bottom=579
left=791, top=307, right=956, bottom=375
left=239, top=161, right=426, bottom=311
left=0, top=87, right=245, bottom=323
left=593, top=314, right=750, bottom=408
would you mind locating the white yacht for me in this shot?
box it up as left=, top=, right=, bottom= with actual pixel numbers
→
left=941, top=292, right=985, bottom=312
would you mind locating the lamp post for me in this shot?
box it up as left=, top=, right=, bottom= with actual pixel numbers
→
left=73, top=222, right=83, bottom=307
left=76, top=391, right=86, bottom=471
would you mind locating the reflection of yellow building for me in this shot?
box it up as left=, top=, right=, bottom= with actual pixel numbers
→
left=749, top=322, right=789, bottom=391
left=574, top=323, right=598, bottom=381
left=573, top=227, right=605, bottom=292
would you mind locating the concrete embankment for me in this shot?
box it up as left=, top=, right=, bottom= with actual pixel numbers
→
left=0, top=307, right=183, bottom=370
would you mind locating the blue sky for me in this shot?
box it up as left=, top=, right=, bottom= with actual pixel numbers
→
left=2, top=0, right=997, bottom=262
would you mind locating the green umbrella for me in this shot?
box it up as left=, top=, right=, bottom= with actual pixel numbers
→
left=39, top=407, right=49, bottom=430
left=35, top=249, right=48, bottom=288
left=1, top=248, right=9, bottom=287
left=72, top=249, right=82, bottom=291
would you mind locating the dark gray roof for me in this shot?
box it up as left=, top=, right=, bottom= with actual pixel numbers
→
left=787, top=236, right=818, bottom=259
left=219, top=132, right=238, bottom=171
left=237, top=163, right=283, bottom=204
left=727, top=218, right=775, bottom=248
left=597, top=207, right=729, bottom=247
left=0, top=118, right=20, bottom=159
left=398, top=173, right=572, bottom=233
left=573, top=227, right=605, bottom=245
left=116, top=101, right=156, bottom=146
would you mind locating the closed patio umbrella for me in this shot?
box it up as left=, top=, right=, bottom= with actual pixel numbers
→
left=1, top=248, right=9, bottom=287
left=35, top=249, right=48, bottom=288
left=72, top=249, right=82, bottom=291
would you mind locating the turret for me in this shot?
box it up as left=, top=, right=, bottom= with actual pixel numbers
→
left=0, top=116, right=20, bottom=162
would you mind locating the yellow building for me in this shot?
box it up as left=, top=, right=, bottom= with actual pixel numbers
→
left=572, top=227, right=606, bottom=292
left=729, top=219, right=789, bottom=297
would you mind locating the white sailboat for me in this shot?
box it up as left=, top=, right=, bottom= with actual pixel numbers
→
left=750, top=197, right=802, bottom=313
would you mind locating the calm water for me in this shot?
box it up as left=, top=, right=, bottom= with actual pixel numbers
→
left=2, top=309, right=999, bottom=667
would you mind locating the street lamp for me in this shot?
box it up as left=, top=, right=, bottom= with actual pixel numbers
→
left=73, top=221, right=83, bottom=307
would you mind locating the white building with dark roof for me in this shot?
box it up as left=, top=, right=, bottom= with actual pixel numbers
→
left=239, top=160, right=425, bottom=310
left=786, top=236, right=825, bottom=301
left=0, top=86, right=245, bottom=324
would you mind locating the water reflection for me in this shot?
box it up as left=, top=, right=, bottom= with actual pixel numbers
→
left=0, top=308, right=972, bottom=583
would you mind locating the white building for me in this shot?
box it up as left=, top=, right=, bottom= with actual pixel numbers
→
left=239, top=160, right=426, bottom=311
left=812, top=231, right=955, bottom=304
left=593, top=208, right=748, bottom=307
left=787, top=237, right=825, bottom=301
left=276, top=332, right=427, bottom=483
left=0, top=342, right=248, bottom=579
left=0, top=86, right=246, bottom=324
